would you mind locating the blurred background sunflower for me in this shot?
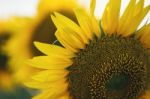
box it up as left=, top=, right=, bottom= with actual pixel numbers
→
left=14, top=0, right=79, bottom=84
left=0, top=17, right=32, bottom=99
left=0, top=0, right=79, bottom=98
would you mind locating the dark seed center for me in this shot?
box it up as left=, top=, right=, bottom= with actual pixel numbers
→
left=0, top=53, right=9, bottom=70
left=105, top=73, right=129, bottom=92
left=0, top=33, right=10, bottom=71
left=68, top=35, right=150, bottom=99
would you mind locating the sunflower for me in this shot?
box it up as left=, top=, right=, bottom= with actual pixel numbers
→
left=0, top=17, right=33, bottom=99
left=15, top=0, right=79, bottom=83
left=26, top=0, right=78, bottom=57
left=25, top=0, right=150, bottom=99
left=0, top=16, right=32, bottom=96
left=0, top=18, right=27, bottom=89
left=0, top=30, right=12, bottom=90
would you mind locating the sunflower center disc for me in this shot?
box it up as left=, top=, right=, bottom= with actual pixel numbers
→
left=105, top=73, right=129, bottom=92
left=0, top=53, right=9, bottom=70
left=0, top=33, right=10, bottom=71
left=68, top=35, right=150, bottom=99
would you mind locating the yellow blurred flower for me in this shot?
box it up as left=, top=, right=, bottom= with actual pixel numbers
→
left=14, top=0, right=78, bottom=83
left=0, top=17, right=31, bottom=90
left=25, top=0, right=150, bottom=99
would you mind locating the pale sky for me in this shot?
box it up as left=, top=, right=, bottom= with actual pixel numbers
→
left=0, top=0, right=149, bottom=26
left=0, top=0, right=38, bottom=18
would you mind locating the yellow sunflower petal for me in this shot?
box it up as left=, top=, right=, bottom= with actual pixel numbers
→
left=24, top=80, right=50, bottom=89
left=75, top=8, right=100, bottom=38
left=55, top=30, right=78, bottom=53
left=90, top=15, right=101, bottom=37
left=90, top=0, right=96, bottom=15
left=134, top=0, right=144, bottom=15
left=117, top=0, right=136, bottom=34
left=117, top=0, right=150, bottom=36
left=101, top=4, right=109, bottom=33
left=32, top=81, right=68, bottom=99
left=58, top=92, right=71, bottom=99
left=54, top=12, right=88, bottom=44
left=124, top=5, right=150, bottom=35
left=27, top=56, right=73, bottom=69
left=51, top=15, right=85, bottom=51
left=34, top=41, right=74, bottom=58
left=25, top=78, right=67, bottom=89
left=75, top=8, right=92, bottom=39
left=136, top=24, right=150, bottom=48
left=101, top=0, right=121, bottom=34
left=0, top=72, right=13, bottom=90
left=31, top=69, right=68, bottom=82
